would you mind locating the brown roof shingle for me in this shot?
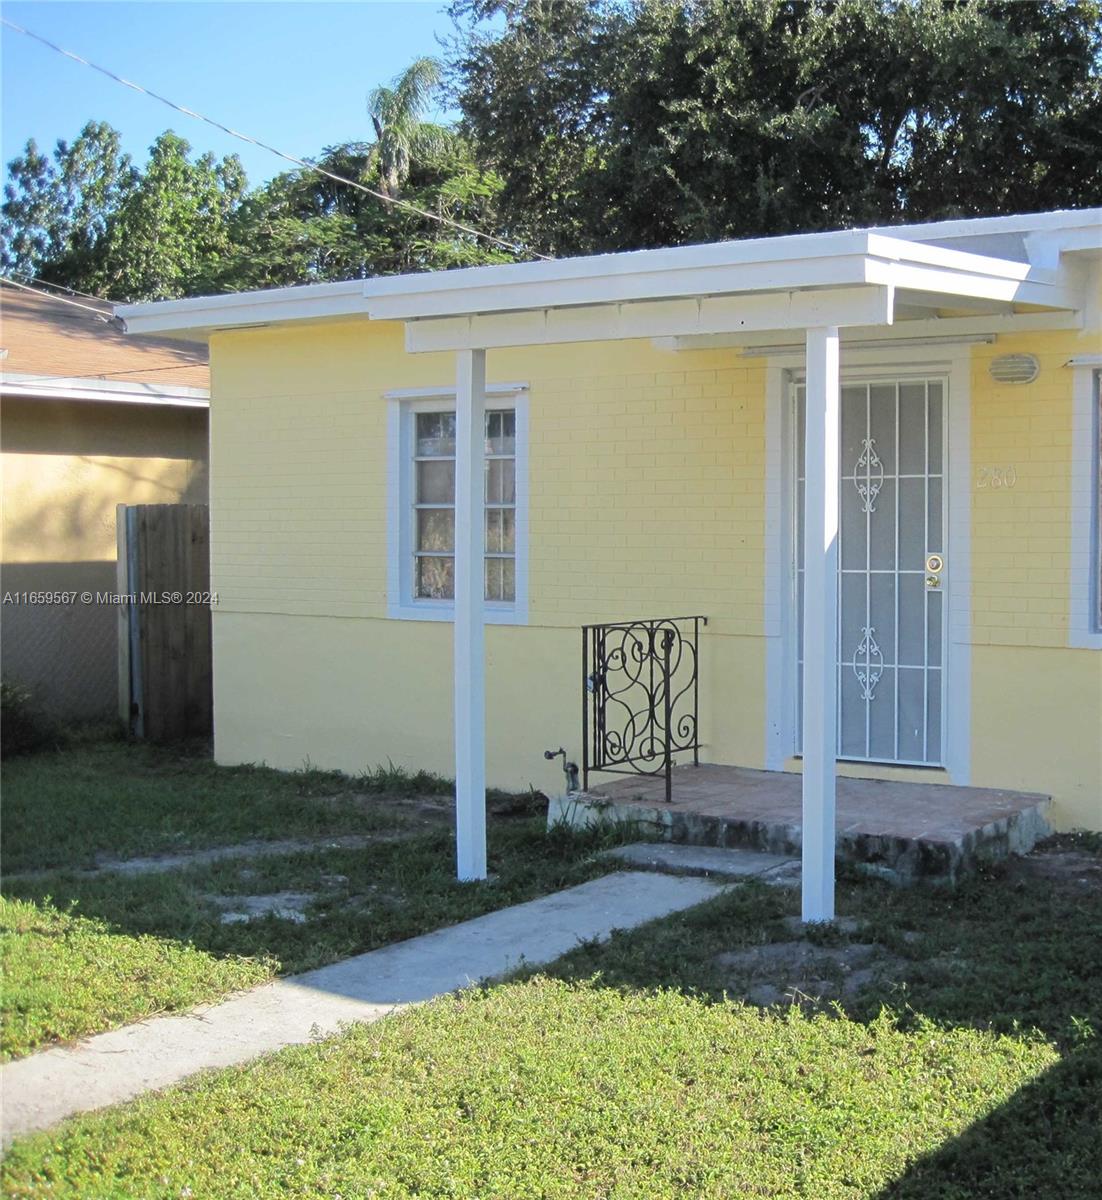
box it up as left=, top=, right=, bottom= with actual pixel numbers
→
left=0, top=284, right=209, bottom=391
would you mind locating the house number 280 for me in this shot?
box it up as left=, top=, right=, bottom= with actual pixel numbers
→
left=976, top=465, right=1017, bottom=489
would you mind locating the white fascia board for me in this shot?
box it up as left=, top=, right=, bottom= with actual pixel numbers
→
left=375, top=250, right=876, bottom=321
left=657, top=308, right=1081, bottom=352
left=868, top=207, right=1102, bottom=246
left=1025, top=225, right=1102, bottom=268
left=367, top=231, right=1067, bottom=323
left=864, top=255, right=1078, bottom=310
left=1, top=372, right=209, bottom=407
left=404, top=285, right=895, bottom=354
left=116, top=279, right=367, bottom=337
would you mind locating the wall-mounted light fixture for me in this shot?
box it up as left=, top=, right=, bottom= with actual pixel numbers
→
left=989, top=353, right=1040, bottom=384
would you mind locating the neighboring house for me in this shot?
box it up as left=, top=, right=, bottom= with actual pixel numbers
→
left=1, top=284, right=209, bottom=720
left=118, top=208, right=1102, bottom=913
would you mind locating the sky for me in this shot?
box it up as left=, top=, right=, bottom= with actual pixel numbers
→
left=1, top=0, right=464, bottom=189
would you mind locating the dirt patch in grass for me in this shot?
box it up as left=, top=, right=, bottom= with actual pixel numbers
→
left=714, top=938, right=910, bottom=1007
left=1012, top=846, right=1102, bottom=889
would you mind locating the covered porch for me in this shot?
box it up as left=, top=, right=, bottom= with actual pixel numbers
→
left=120, top=212, right=1096, bottom=922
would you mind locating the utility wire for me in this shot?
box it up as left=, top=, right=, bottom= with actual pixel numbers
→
left=21, top=275, right=116, bottom=304
left=1, top=276, right=114, bottom=320
left=2, top=18, right=551, bottom=262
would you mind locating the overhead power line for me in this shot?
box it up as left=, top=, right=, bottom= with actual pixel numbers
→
left=23, top=275, right=115, bottom=304
left=1, top=18, right=551, bottom=263
left=1, top=276, right=114, bottom=320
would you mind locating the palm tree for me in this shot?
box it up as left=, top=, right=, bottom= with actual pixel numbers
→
left=367, top=57, right=451, bottom=199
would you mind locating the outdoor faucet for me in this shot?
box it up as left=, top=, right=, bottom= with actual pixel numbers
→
left=543, top=747, right=580, bottom=793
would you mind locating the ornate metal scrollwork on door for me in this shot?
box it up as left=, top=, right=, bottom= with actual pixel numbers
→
left=853, top=625, right=884, bottom=701
left=855, top=437, right=884, bottom=513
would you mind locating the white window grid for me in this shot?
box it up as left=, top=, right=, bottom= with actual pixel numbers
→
left=386, top=387, right=529, bottom=624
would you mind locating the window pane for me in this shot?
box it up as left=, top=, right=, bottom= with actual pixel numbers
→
left=416, top=412, right=456, bottom=457
left=486, top=409, right=516, bottom=455
left=485, top=508, right=516, bottom=554
left=417, top=509, right=454, bottom=552
left=484, top=556, right=516, bottom=603
left=416, top=556, right=454, bottom=599
left=486, top=509, right=502, bottom=553
left=417, top=459, right=455, bottom=504
left=485, top=458, right=515, bottom=504
left=485, top=556, right=504, bottom=602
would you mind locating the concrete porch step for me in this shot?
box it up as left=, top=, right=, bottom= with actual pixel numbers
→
left=602, top=842, right=800, bottom=885
left=552, top=764, right=1052, bottom=884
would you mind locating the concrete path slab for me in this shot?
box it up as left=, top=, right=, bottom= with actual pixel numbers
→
left=5, top=833, right=397, bottom=883
left=603, top=842, right=798, bottom=881
left=1, top=870, right=723, bottom=1145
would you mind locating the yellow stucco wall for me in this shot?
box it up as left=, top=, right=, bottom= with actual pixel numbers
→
left=207, top=320, right=1100, bottom=830
left=1, top=397, right=208, bottom=717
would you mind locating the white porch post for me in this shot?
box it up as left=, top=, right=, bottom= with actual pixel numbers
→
left=801, top=325, right=840, bottom=922
left=454, top=348, right=488, bottom=881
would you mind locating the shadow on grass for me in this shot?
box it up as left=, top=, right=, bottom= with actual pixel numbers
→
left=874, top=1047, right=1102, bottom=1199
left=522, top=839, right=1102, bottom=1198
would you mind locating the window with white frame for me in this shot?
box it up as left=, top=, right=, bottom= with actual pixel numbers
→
left=388, top=390, right=528, bottom=621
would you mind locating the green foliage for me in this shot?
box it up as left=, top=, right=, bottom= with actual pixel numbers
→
left=0, top=895, right=272, bottom=1060
left=1, top=54, right=515, bottom=301
left=0, top=979, right=1062, bottom=1197
left=368, top=56, right=453, bottom=198
left=449, top=0, right=1102, bottom=254
left=0, top=679, right=60, bottom=759
left=1, top=124, right=243, bottom=300
left=0, top=121, right=137, bottom=286
left=212, top=137, right=512, bottom=291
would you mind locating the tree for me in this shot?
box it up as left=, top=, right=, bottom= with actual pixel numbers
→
left=1, top=121, right=137, bottom=288
left=95, top=132, right=247, bottom=300
left=447, top=0, right=1102, bottom=254
left=368, top=56, right=454, bottom=198
left=1, top=123, right=244, bottom=300
left=215, top=136, right=513, bottom=292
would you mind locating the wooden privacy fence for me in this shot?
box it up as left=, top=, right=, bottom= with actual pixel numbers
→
left=116, top=504, right=213, bottom=742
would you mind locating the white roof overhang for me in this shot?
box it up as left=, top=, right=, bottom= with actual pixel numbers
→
left=115, top=211, right=1098, bottom=354
left=1, top=372, right=209, bottom=408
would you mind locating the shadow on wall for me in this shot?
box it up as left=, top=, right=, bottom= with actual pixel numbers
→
left=0, top=562, right=120, bottom=721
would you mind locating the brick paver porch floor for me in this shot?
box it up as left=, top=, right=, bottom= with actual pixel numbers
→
left=556, top=764, right=1052, bottom=881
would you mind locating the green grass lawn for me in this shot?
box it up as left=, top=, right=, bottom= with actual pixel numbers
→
left=4, top=741, right=1099, bottom=1196
left=0, top=897, right=273, bottom=1059
left=0, top=738, right=453, bottom=874
left=4, top=835, right=1099, bottom=1197
left=0, top=980, right=1073, bottom=1199
left=1, top=741, right=624, bottom=1059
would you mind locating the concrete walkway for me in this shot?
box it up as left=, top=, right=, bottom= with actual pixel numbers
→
left=1, top=870, right=723, bottom=1145
left=5, top=833, right=397, bottom=883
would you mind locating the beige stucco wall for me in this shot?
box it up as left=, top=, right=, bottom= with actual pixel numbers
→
left=1, top=397, right=208, bottom=718
left=206, top=319, right=1100, bottom=831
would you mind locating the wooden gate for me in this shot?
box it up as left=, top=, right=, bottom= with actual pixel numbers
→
left=116, top=504, right=212, bottom=742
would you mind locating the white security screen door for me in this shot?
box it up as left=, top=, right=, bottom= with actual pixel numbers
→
left=796, top=378, right=947, bottom=765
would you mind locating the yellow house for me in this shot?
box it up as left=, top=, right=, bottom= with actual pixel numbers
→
left=118, top=209, right=1102, bottom=919
left=1, top=284, right=208, bottom=719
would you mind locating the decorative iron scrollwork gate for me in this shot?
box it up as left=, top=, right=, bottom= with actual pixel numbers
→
left=581, top=616, right=706, bottom=803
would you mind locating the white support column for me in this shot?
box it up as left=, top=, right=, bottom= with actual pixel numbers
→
left=454, top=348, right=488, bottom=881
left=801, top=326, right=840, bottom=922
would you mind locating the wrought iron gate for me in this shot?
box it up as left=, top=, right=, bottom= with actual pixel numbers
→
left=581, top=616, right=706, bottom=803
